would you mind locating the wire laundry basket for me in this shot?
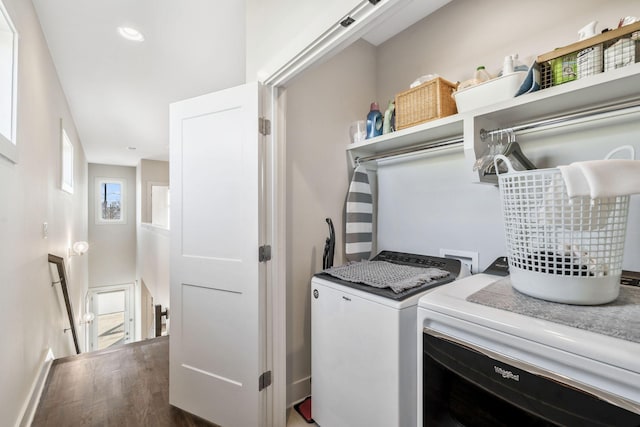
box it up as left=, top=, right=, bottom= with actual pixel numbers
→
left=495, top=146, right=634, bottom=305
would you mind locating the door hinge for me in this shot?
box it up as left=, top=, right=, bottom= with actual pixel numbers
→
left=259, top=245, right=272, bottom=262
left=259, top=117, right=271, bottom=136
left=259, top=370, right=272, bottom=391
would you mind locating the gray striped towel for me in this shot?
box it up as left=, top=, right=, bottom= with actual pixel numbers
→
left=345, top=165, right=373, bottom=261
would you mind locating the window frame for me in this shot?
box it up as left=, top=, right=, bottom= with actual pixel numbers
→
left=95, top=178, right=127, bottom=225
left=0, top=0, right=18, bottom=163
left=61, top=126, right=74, bottom=194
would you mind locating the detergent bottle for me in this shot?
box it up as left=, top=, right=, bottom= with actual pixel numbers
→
left=366, top=102, right=383, bottom=139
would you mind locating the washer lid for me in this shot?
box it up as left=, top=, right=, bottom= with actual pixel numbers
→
left=316, top=250, right=462, bottom=302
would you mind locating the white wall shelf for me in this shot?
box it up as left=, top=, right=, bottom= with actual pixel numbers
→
left=470, top=62, right=640, bottom=128
left=346, top=62, right=640, bottom=183
left=347, top=113, right=464, bottom=166
left=466, top=62, right=640, bottom=183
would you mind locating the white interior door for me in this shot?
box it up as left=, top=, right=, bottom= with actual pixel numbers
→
left=169, top=82, right=266, bottom=426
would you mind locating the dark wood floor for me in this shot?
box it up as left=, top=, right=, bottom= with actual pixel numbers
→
left=32, top=336, right=218, bottom=427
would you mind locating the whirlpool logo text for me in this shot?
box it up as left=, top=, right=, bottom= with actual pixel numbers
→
left=494, top=366, right=520, bottom=381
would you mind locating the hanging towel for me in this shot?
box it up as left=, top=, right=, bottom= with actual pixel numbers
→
left=345, top=165, right=373, bottom=261
left=559, top=159, right=640, bottom=199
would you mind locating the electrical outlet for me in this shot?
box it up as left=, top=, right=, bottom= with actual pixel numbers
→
left=439, top=249, right=479, bottom=274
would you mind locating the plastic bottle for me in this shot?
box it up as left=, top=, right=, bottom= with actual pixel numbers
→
left=382, top=100, right=395, bottom=134
left=366, top=102, right=383, bottom=139
left=503, top=55, right=514, bottom=75
left=474, top=66, right=491, bottom=83
left=512, top=54, right=529, bottom=72
left=497, top=54, right=529, bottom=76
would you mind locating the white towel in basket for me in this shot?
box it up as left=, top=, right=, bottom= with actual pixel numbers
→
left=559, top=159, right=640, bottom=199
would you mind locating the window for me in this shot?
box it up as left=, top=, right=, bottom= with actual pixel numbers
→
left=0, top=1, right=18, bottom=163
left=61, top=127, right=73, bottom=193
left=96, top=178, right=126, bottom=224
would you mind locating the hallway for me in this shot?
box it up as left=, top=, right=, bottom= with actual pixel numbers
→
left=32, top=337, right=313, bottom=426
left=32, top=337, right=216, bottom=427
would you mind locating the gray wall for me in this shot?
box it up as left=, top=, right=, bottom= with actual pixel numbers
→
left=377, top=128, right=640, bottom=271
left=0, top=0, right=89, bottom=423
left=285, top=39, right=377, bottom=404
left=88, top=163, right=137, bottom=287
left=285, top=0, right=640, bottom=407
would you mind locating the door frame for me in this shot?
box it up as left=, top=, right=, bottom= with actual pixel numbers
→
left=87, top=283, right=135, bottom=352
left=263, top=83, right=286, bottom=426
left=260, top=1, right=415, bottom=424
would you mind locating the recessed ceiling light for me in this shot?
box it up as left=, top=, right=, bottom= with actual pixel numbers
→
left=127, top=146, right=137, bottom=150
left=118, top=27, right=144, bottom=42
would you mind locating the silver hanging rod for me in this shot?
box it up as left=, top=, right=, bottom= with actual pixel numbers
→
left=354, top=136, right=463, bottom=164
left=480, top=98, right=640, bottom=141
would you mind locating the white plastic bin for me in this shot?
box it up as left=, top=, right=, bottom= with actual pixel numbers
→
left=453, top=71, right=527, bottom=112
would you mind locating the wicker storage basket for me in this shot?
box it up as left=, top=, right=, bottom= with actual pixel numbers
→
left=394, top=77, right=458, bottom=130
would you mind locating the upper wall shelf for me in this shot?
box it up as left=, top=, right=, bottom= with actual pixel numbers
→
left=347, top=113, right=463, bottom=166
left=466, top=62, right=640, bottom=183
left=346, top=62, right=640, bottom=179
left=471, top=62, right=640, bottom=126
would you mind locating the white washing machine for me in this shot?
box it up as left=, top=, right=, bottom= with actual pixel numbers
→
left=311, top=251, right=466, bottom=427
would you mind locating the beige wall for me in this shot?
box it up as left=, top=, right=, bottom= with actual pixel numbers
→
left=88, top=163, right=136, bottom=287
left=139, top=159, right=169, bottom=224
left=0, top=0, right=89, bottom=424
left=285, top=39, right=377, bottom=404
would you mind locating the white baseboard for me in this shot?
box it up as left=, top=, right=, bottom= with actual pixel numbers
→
left=16, top=348, right=55, bottom=427
left=287, top=375, right=311, bottom=407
